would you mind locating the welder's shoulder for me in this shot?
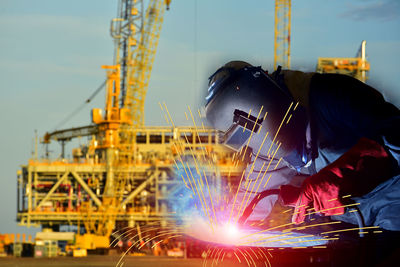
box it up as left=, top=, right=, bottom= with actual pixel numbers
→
left=309, top=73, right=382, bottom=102
left=281, top=70, right=316, bottom=108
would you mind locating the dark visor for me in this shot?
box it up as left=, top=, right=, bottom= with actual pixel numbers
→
left=221, top=109, right=263, bottom=151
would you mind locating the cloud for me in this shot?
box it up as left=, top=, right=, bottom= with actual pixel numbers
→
left=339, top=0, right=400, bottom=21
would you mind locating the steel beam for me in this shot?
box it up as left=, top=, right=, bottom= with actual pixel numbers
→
left=121, top=170, right=160, bottom=207
left=71, top=171, right=102, bottom=207
left=36, top=171, right=69, bottom=209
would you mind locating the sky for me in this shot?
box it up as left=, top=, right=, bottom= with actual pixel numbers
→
left=0, top=0, right=399, bottom=235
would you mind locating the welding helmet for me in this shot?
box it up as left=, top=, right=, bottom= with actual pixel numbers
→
left=205, top=61, right=307, bottom=159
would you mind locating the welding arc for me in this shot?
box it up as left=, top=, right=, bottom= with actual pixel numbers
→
left=53, top=80, right=106, bottom=130
left=238, top=189, right=280, bottom=225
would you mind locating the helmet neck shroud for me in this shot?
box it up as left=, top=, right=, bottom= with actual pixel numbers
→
left=205, top=66, right=307, bottom=158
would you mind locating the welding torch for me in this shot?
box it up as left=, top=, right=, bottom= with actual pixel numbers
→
left=238, top=189, right=280, bottom=225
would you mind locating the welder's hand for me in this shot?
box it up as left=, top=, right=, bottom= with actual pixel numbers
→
left=280, top=177, right=345, bottom=224
left=280, top=137, right=395, bottom=224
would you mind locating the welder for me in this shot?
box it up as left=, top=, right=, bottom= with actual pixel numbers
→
left=205, top=61, right=400, bottom=232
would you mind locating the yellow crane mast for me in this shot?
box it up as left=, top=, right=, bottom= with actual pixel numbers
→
left=274, top=0, right=291, bottom=70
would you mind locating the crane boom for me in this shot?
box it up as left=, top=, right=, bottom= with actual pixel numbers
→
left=126, top=0, right=167, bottom=127
left=111, top=0, right=169, bottom=127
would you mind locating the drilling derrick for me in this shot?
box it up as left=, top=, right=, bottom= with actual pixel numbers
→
left=17, top=0, right=242, bottom=251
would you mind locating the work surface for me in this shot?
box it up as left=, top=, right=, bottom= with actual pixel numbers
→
left=0, top=256, right=203, bottom=267
left=0, top=255, right=254, bottom=267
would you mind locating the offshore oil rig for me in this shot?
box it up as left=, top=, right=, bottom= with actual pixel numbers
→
left=16, top=0, right=242, bottom=253
left=13, top=0, right=370, bottom=257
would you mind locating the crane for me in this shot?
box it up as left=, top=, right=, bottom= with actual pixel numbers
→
left=274, top=0, right=291, bottom=70
left=111, top=0, right=171, bottom=127
left=42, top=0, right=171, bottom=146
left=85, top=0, right=172, bottom=240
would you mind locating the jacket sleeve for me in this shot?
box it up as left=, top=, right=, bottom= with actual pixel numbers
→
left=280, top=137, right=396, bottom=224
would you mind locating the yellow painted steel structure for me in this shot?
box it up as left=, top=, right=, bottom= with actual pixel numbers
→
left=17, top=0, right=243, bottom=248
left=316, top=40, right=370, bottom=83
left=274, top=0, right=291, bottom=70
left=17, top=127, right=242, bottom=228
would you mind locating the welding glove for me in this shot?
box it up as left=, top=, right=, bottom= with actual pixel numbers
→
left=279, top=137, right=395, bottom=224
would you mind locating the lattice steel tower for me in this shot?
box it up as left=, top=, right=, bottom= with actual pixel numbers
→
left=274, top=0, right=291, bottom=70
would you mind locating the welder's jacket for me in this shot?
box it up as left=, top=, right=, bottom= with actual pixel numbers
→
left=282, top=70, right=400, bottom=166
left=237, top=70, right=400, bottom=230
